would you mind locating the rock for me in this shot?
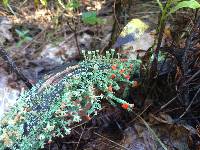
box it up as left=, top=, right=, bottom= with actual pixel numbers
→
left=0, top=17, right=13, bottom=44
left=0, top=71, right=20, bottom=119
left=40, top=44, right=64, bottom=64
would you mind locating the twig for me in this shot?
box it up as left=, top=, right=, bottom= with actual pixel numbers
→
left=179, top=87, right=200, bottom=119
left=100, top=0, right=122, bottom=54
left=66, top=18, right=81, bottom=56
left=62, top=141, right=79, bottom=144
left=181, top=22, right=194, bottom=105
left=0, top=46, right=32, bottom=89
left=158, top=95, right=177, bottom=112
left=94, top=132, right=128, bottom=150
left=162, top=107, right=184, bottom=114
left=60, top=27, right=91, bottom=45
left=66, top=20, right=75, bottom=32
left=128, top=103, right=152, bottom=124
left=74, top=25, right=81, bottom=56
left=180, top=17, right=200, bottom=105
left=184, top=69, right=200, bottom=84
left=100, top=19, right=116, bottom=54
left=75, top=124, right=86, bottom=150
left=113, top=0, right=121, bottom=31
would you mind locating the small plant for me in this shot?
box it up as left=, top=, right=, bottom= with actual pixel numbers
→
left=156, top=0, right=200, bottom=30
left=0, top=49, right=140, bottom=150
left=82, top=11, right=103, bottom=25
left=152, top=0, right=200, bottom=72
left=2, top=0, right=9, bottom=6
left=35, top=0, right=80, bottom=9
left=15, top=29, right=32, bottom=47
left=66, top=0, right=80, bottom=10
left=33, top=0, right=48, bottom=7
left=155, top=0, right=200, bottom=38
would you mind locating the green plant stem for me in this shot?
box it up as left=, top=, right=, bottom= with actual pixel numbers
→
left=151, top=0, right=172, bottom=77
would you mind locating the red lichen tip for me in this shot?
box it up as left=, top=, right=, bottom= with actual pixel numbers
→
left=124, top=74, right=130, bottom=80
left=121, top=103, right=129, bottom=110
left=108, top=85, right=113, bottom=92
left=119, top=69, right=125, bottom=74
left=111, top=65, right=117, bottom=70
left=111, top=74, right=116, bottom=79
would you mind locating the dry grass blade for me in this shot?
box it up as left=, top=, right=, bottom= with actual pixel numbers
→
left=139, top=117, right=168, bottom=150
left=94, top=132, right=128, bottom=150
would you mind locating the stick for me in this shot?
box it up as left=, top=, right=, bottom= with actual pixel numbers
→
left=75, top=124, right=86, bottom=150
left=179, top=87, right=200, bottom=119
left=0, top=46, right=32, bottom=89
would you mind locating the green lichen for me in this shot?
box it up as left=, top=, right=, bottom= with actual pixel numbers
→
left=0, top=50, right=141, bottom=150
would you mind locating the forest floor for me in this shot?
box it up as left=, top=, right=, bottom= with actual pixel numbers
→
left=0, top=0, right=200, bottom=150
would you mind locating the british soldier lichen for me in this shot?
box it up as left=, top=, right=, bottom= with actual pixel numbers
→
left=0, top=49, right=140, bottom=150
